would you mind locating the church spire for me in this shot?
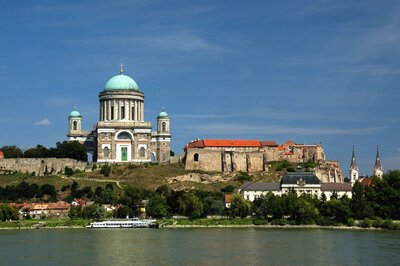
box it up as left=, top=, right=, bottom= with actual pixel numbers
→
left=373, top=146, right=383, bottom=178
left=350, top=146, right=358, bottom=170
left=374, top=146, right=382, bottom=170
left=349, top=146, right=359, bottom=186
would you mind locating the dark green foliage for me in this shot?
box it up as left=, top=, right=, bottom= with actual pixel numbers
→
left=100, top=165, right=111, bottom=177
left=229, top=195, right=251, bottom=219
left=0, top=146, right=23, bottom=158
left=64, top=167, right=74, bottom=177
left=220, top=185, right=235, bottom=193
left=114, top=205, right=133, bottom=218
left=147, top=194, right=169, bottom=218
left=0, top=204, right=19, bottom=221
left=68, top=205, right=82, bottom=219
left=82, top=204, right=106, bottom=220
left=236, top=172, right=252, bottom=183
left=178, top=193, right=204, bottom=218
left=24, top=145, right=49, bottom=158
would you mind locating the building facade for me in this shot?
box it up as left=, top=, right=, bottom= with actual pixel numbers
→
left=184, top=139, right=342, bottom=182
left=238, top=172, right=353, bottom=202
left=67, top=65, right=171, bottom=163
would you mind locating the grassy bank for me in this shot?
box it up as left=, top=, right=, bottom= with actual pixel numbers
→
left=0, top=219, right=89, bottom=229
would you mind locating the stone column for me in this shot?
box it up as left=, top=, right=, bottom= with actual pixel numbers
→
left=107, top=100, right=111, bottom=121
left=134, top=100, right=138, bottom=121
left=115, top=100, right=118, bottom=120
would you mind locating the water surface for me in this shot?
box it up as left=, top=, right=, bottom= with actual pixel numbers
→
left=1, top=228, right=399, bottom=265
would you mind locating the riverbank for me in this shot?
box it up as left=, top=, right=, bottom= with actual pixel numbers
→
left=2, top=218, right=399, bottom=231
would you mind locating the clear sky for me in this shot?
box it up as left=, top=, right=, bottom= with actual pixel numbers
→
left=0, top=0, right=399, bottom=175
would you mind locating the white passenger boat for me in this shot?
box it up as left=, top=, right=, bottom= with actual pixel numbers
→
left=86, top=218, right=157, bottom=228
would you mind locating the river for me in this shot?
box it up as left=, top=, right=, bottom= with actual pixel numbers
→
left=1, top=228, right=399, bottom=265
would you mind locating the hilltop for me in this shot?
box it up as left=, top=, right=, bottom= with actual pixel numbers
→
left=0, top=162, right=295, bottom=194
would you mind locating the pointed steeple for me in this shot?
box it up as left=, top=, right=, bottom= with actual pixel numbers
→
left=373, top=146, right=384, bottom=178
left=350, top=146, right=358, bottom=170
left=374, top=146, right=382, bottom=170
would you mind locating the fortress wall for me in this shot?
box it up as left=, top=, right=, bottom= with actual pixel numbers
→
left=0, top=158, right=90, bottom=176
left=185, top=149, right=223, bottom=172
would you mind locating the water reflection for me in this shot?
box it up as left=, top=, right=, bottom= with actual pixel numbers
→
left=0, top=228, right=400, bottom=265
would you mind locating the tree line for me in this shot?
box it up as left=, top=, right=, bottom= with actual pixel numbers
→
left=0, top=141, right=87, bottom=161
left=1, top=171, right=399, bottom=229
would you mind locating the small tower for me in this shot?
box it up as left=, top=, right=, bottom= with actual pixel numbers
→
left=349, top=146, right=359, bottom=186
left=373, top=146, right=383, bottom=178
left=67, top=106, right=85, bottom=142
left=156, top=108, right=171, bottom=163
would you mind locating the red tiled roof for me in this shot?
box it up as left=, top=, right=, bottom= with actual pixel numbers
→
left=360, top=178, right=373, bottom=187
left=284, top=152, right=294, bottom=155
left=261, top=141, right=278, bottom=147
left=225, top=194, right=232, bottom=203
left=282, top=140, right=296, bottom=147
left=0, top=150, right=4, bottom=158
left=187, top=139, right=262, bottom=148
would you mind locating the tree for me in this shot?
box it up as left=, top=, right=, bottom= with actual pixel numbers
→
left=48, top=141, right=87, bottom=161
left=351, top=181, right=373, bottom=219
left=68, top=205, right=82, bottom=219
left=148, top=194, right=169, bottom=218
left=82, top=204, right=106, bottom=220
left=0, top=204, right=19, bottom=221
left=100, top=165, right=111, bottom=177
left=115, top=205, right=132, bottom=218
left=178, top=193, right=204, bottom=218
left=229, top=195, right=251, bottom=219
left=0, top=145, right=23, bottom=158
left=24, top=145, right=49, bottom=158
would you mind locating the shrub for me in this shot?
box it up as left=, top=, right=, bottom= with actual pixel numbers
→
left=64, top=166, right=74, bottom=177
left=100, top=165, right=111, bottom=177
left=346, top=218, right=355, bottom=226
left=360, top=218, right=372, bottom=228
left=236, top=172, right=252, bottom=183
left=372, top=218, right=384, bottom=228
left=270, top=218, right=288, bottom=225
left=316, top=216, right=336, bottom=226
left=253, top=219, right=268, bottom=225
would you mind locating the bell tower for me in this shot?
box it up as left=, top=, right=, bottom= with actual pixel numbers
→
left=349, top=146, right=359, bottom=186
left=373, top=146, right=383, bottom=178
left=155, top=108, right=171, bottom=163
left=67, top=106, right=86, bottom=142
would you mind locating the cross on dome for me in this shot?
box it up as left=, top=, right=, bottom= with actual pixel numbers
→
left=120, top=63, right=124, bottom=74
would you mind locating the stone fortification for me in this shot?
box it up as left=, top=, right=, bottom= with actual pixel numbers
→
left=0, top=158, right=91, bottom=176
left=184, top=139, right=344, bottom=183
left=314, top=160, right=344, bottom=183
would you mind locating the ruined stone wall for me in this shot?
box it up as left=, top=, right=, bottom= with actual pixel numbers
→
left=185, top=148, right=265, bottom=173
left=185, top=148, right=223, bottom=172
left=314, top=160, right=344, bottom=183
left=0, top=158, right=91, bottom=176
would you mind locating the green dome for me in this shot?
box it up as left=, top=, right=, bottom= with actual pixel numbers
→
left=105, top=74, right=139, bottom=91
left=70, top=110, right=81, bottom=117
left=158, top=109, right=169, bottom=118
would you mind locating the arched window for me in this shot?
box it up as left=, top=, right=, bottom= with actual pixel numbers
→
left=194, top=153, right=199, bottom=162
left=73, top=121, right=77, bottom=130
left=139, top=147, right=146, bottom=158
left=150, top=153, right=156, bottom=162
left=117, top=131, right=132, bottom=140
left=162, top=122, right=167, bottom=131
left=103, top=147, right=109, bottom=159
left=162, top=154, right=167, bottom=162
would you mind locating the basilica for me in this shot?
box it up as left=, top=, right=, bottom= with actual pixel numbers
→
left=67, top=65, right=171, bottom=163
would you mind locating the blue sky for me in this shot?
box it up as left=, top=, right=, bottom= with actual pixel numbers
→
left=0, top=0, right=399, bottom=175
